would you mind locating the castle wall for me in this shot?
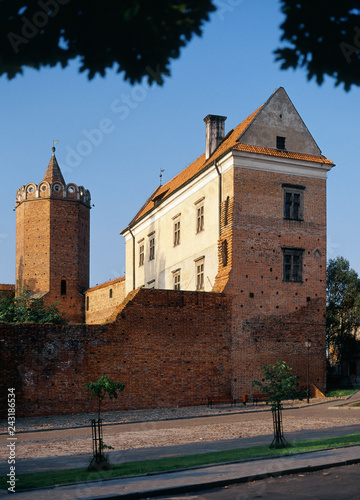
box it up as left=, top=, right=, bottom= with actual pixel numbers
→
left=85, top=276, right=126, bottom=324
left=0, top=284, right=15, bottom=298
left=0, top=288, right=232, bottom=417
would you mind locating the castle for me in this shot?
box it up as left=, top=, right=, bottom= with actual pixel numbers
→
left=0, top=88, right=334, bottom=416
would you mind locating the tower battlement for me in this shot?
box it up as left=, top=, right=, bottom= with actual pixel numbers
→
left=15, top=181, right=91, bottom=207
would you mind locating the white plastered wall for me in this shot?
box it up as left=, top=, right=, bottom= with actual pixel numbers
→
left=123, top=165, right=222, bottom=295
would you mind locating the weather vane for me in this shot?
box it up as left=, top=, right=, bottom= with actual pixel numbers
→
left=52, top=139, right=59, bottom=153
left=159, top=169, right=165, bottom=186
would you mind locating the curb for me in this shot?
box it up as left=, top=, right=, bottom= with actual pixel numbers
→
left=85, top=454, right=360, bottom=500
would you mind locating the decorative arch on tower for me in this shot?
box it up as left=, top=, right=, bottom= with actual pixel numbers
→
left=38, top=181, right=50, bottom=198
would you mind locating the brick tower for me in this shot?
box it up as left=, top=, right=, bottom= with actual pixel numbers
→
left=15, top=147, right=91, bottom=323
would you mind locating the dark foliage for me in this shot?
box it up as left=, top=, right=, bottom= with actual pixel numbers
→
left=326, top=256, right=360, bottom=361
left=275, top=0, right=360, bottom=90
left=0, top=288, right=65, bottom=324
left=0, top=0, right=215, bottom=84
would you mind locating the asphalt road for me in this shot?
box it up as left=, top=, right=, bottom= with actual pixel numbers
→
left=159, top=462, right=360, bottom=500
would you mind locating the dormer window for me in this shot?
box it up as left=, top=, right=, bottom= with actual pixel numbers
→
left=276, top=136, right=286, bottom=150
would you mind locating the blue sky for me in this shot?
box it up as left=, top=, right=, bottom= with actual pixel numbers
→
left=0, top=0, right=359, bottom=287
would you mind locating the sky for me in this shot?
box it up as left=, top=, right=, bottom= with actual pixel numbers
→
left=0, top=0, right=359, bottom=288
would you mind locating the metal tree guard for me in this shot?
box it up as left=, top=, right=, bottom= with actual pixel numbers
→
left=88, top=419, right=111, bottom=470
left=270, top=403, right=290, bottom=449
left=91, top=418, right=104, bottom=461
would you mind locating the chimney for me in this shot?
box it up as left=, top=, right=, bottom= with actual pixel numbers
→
left=203, top=114, right=227, bottom=160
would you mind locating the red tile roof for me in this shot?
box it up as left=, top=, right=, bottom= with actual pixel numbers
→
left=125, top=102, right=333, bottom=228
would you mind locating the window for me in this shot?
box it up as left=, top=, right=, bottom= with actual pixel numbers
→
left=149, top=236, right=155, bottom=261
left=221, top=240, right=228, bottom=267
left=195, top=257, right=205, bottom=290
left=147, top=279, right=155, bottom=289
left=139, top=244, right=144, bottom=266
left=173, top=269, right=181, bottom=290
left=86, top=296, right=89, bottom=311
left=109, top=288, right=113, bottom=299
left=283, top=184, right=305, bottom=220
left=196, top=204, right=204, bottom=233
left=61, top=279, right=66, bottom=295
left=283, top=248, right=303, bottom=282
left=276, top=136, right=286, bottom=150
left=174, top=220, right=180, bottom=246
left=224, top=196, right=230, bottom=226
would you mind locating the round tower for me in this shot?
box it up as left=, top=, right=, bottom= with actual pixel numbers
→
left=15, top=148, right=91, bottom=323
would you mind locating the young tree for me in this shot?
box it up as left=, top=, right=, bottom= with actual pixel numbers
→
left=326, top=256, right=360, bottom=364
left=0, top=288, right=65, bottom=324
left=86, top=375, right=125, bottom=421
left=253, top=361, right=302, bottom=448
left=86, top=375, right=125, bottom=470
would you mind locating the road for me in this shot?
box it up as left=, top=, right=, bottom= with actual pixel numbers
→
left=160, top=463, right=360, bottom=500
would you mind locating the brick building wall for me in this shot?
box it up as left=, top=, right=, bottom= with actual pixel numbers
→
left=16, top=195, right=90, bottom=324
left=0, top=284, right=15, bottom=298
left=218, top=166, right=327, bottom=397
left=0, top=288, right=232, bottom=417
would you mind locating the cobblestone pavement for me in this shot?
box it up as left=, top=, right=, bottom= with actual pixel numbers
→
left=0, top=397, right=346, bottom=432
left=1, top=396, right=359, bottom=461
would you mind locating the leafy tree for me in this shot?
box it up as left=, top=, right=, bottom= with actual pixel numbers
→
left=86, top=375, right=125, bottom=421
left=275, top=0, right=360, bottom=91
left=0, top=0, right=215, bottom=83
left=326, top=256, right=360, bottom=363
left=0, top=288, right=65, bottom=324
left=253, top=361, right=302, bottom=448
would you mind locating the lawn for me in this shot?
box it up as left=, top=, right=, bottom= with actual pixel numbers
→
left=1, top=434, right=360, bottom=491
left=326, top=389, right=358, bottom=398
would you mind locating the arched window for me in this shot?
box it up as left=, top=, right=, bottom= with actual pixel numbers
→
left=61, top=279, right=67, bottom=295
left=109, top=288, right=113, bottom=299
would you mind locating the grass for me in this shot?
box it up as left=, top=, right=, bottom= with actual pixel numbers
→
left=1, top=434, right=360, bottom=491
left=326, top=389, right=358, bottom=398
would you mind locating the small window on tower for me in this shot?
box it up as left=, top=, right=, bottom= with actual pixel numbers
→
left=276, top=136, right=286, bottom=150
left=61, top=279, right=67, bottom=295
left=109, top=288, right=113, bottom=299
